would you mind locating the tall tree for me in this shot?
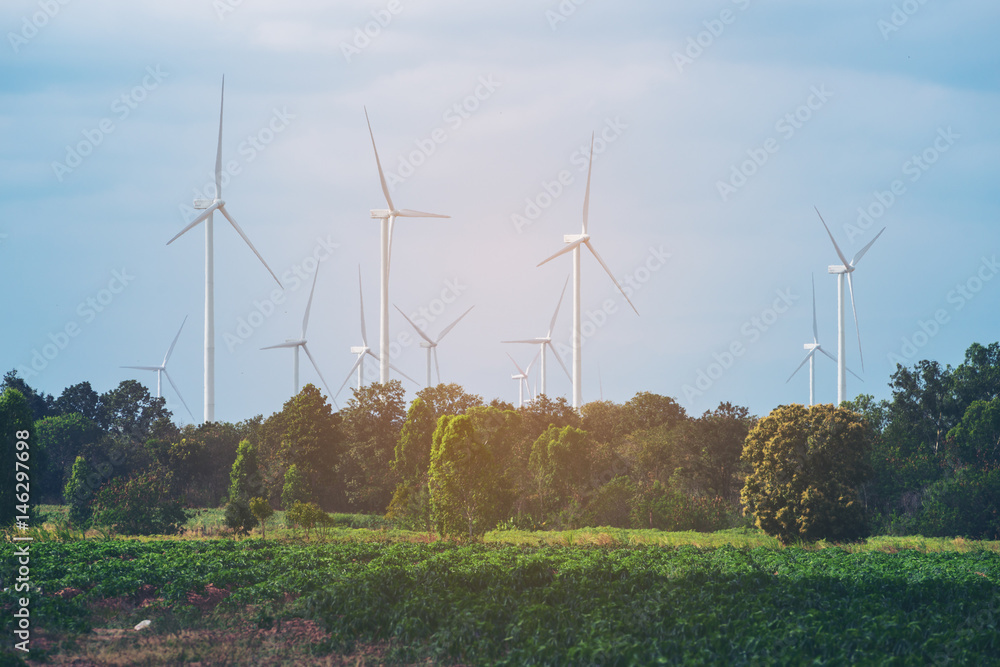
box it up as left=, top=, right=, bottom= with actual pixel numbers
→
left=340, top=381, right=407, bottom=512
left=2, top=370, right=54, bottom=421
left=54, top=381, right=102, bottom=422
left=34, top=413, right=102, bottom=503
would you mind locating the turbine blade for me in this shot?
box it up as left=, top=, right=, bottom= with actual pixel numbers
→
left=215, top=76, right=224, bottom=198
left=302, top=343, right=332, bottom=396
left=166, top=203, right=219, bottom=245
left=335, top=354, right=366, bottom=400
left=260, top=341, right=300, bottom=350
left=785, top=351, right=815, bottom=383
left=433, top=347, right=441, bottom=385
left=364, top=106, right=394, bottom=211
left=851, top=227, right=886, bottom=267
left=817, top=346, right=838, bottom=364
left=395, top=209, right=450, bottom=219
left=388, top=361, right=419, bottom=385
left=358, top=267, right=368, bottom=346
left=163, top=369, right=195, bottom=422
left=847, top=272, right=864, bottom=371
left=582, top=132, right=594, bottom=235
left=547, top=341, right=572, bottom=380
left=506, top=352, right=528, bottom=377
left=584, top=240, right=639, bottom=315
left=811, top=274, right=818, bottom=344
left=218, top=204, right=283, bottom=288
left=387, top=215, right=394, bottom=278
left=537, top=237, right=587, bottom=267
left=815, top=207, right=851, bottom=269
left=302, top=264, right=320, bottom=338
left=501, top=339, right=546, bottom=345
left=394, top=304, right=435, bottom=345
left=847, top=366, right=864, bottom=382
left=548, top=275, right=570, bottom=337
left=525, top=348, right=541, bottom=375
left=436, top=306, right=474, bottom=343
left=121, top=366, right=161, bottom=372
left=163, top=315, right=188, bottom=367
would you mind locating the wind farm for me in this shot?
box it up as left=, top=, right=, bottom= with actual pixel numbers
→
left=4, top=4, right=997, bottom=665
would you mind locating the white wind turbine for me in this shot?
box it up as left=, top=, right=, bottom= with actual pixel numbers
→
left=502, top=276, right=572, bottom=397
left=364, top=108, right=449, bottom=385
left=335, top=268, right=417, bottom=402
left=786, top=275, right=860, bottom=405
left=815, top=207, right=885, bottom=405
left=167, top=77, right=282, bottom=423
left=394, top=305, right=475, bottom=388
left=537, top=134, right=638, bottom=409
left=260, top=265, right=332, bottom=399
left=121, top=316, right=195, bottom=422
left=507, top=351, right=539, bottom=408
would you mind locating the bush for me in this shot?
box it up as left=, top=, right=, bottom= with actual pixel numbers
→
left=63, top=456, right=95, bottom=527
left=224, top=440, right=264, bottom=535
left=90, top=471, right=189, bottom=535
left=631, top=481, right=732, bottom=532
left=741, top=404, right=872, bottom=545
left=912, top=467, right=1000, bottom=539
left=584, top=475, right=636, bottom=528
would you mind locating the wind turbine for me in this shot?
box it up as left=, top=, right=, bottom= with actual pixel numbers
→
left=167, top=77, right=282, bottom=423
left=335, top=267, right=417, bottom=402
left=260, top=265, right=332, bottom=399
left=121, top=316, right=195, bottom=422
left=394, top=305, right=475, bottom=388
left=537, top=133, right=638, bottom=409
left=815, top=207, right=885, bottom=405
left=501, top=276, right=572, bottom=397
left=507, top=351, right=539, bottom=408
left=786, top=275, right=861, bottom=405
left=364, top=108, right=449, bottom=385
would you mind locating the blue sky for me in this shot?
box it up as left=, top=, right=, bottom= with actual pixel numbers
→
left=2, top=0, right=998, bottom=424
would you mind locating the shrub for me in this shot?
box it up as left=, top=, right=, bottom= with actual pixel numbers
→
left=913, top=467, right=1000, bottom=539
left=90, top=471, right=188, bottom=535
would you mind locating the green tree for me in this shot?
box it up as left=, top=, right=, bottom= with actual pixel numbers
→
left=90, top=470, right=188, bottom=536
left=249, top=497, right=274, bottom=539
left=947, top=397, right=1000, bottom=467
left=674, top=402, right=754, bottom=505
left=34, top=413, right=102, bottom=503
left=54, top=381, right=102, bottom=422
left=340, top=381, right=407, bottom=512
left=1, top=388, right=34, bottom=526
left=2, top=370, right=55, bottom=421
left=741, top=404, right=872, bottom=544
left=529, top=425, right=592, bottom=517
left=64, top=455, right=96, bottom=526
left=225, top=439, right=264, bottom=534
left=429, top=412, right=514, bottom=538
left=281, top=463, right=310, bottom=509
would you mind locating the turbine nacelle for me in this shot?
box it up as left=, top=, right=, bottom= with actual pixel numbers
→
left=350, top=346, right=368, bottom=354
left=194, top=198, right=217, bottom=210
left=827, top=264, right=850, bottom=275
left=564, top=233, right=589, bottom=244
left=370, top=209, right=391, bottom=219
left=804, top=343, right=820, bottom=351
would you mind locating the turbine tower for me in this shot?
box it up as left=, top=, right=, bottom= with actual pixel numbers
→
left=786, top=275, right=860, bottom=405
left=167, top=77, right=282, bottom=423
left=395, top=304, right=475, bottom=388
left=335, top=267, right=417, bottom=402
left=815, top=208, right=884, bottom=405
left=260, top=265, right=332, bottom=399
left=537, top=134, right=638, bottom=409
left=364, top=108, right=449, bottom=384
left=121, top=316, right=195, bottom=422
left=502, top=276, right=572, bottom=397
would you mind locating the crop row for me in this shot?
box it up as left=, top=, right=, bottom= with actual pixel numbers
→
left=2, top=540, right=998, bottom=664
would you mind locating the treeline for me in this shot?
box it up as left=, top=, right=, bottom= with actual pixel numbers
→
left=3, top=340, right=999, bottom=539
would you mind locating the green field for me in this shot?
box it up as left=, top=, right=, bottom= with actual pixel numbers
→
left=2, top=527, right=999, bottom=665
